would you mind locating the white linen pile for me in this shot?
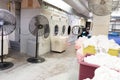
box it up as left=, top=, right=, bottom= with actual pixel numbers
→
left=92, top=66, right=120, bottom=80
left=84, top=66, right=120, bottom=80
left=84, top=53, right=120, bottom=71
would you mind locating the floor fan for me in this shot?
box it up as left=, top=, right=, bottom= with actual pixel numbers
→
left=27, top=15, right=49, bottom=63
left=0, top=9, right=16, bottom=70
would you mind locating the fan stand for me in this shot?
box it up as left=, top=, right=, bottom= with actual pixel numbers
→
left=27, top=26, right=45, bottom=63
left=0, top=21, right=13, bottom=70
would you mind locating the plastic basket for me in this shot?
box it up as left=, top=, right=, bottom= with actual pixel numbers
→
left=83, top=45, right=96, bottom=55
left=79, top=59, right=99, bottom=80
left=108, top=49, right=120, bottom=56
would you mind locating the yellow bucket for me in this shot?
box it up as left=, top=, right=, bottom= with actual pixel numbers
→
left=108, top=49, right=120, bottom=56
left=83, top=45, right=96, bottom=55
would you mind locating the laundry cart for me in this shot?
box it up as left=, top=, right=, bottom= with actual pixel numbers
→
left=79, top=60, right=99, bottom=80
left=51, top=36, right=68, bottom=52
left=0, top=36, right=9, bottom=55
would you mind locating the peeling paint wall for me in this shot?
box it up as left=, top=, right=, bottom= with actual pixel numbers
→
left=20, top=0, right=85, bottom=56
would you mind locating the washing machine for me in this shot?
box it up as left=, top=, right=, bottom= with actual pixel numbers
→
left=50, top=13, right=68, bottom=52
left=50, top=12, right=60, bottom=36
left=37, top=11, right=51, bottom=56
left=60, top=14, right=69, bottom=36
left=21, top=8, right=51, bottom=56
left=67, top=15, right=81, bottom=43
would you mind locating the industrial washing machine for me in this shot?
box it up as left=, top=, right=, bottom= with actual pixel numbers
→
left=50, top=14, right=68, bottom=52
left=21, top=8, right=51, bottom=56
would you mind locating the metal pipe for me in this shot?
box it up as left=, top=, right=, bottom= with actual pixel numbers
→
left=63, top=0, right=89, bottom=17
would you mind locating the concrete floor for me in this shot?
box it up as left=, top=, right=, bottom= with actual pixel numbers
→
left=0, top=45, right=79, bottom=80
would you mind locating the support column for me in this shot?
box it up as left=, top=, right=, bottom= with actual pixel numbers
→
left=91, top=14, right=110, bottom=36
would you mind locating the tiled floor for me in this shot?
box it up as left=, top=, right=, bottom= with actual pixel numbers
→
left=0, top=45, right=79, bottom=80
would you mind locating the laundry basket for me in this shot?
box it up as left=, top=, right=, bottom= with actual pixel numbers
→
left=83, top=45, right=96, bottom=55
left=108, top=49, right=120, bottom=56
left=79, top=55, right=99, bottom=80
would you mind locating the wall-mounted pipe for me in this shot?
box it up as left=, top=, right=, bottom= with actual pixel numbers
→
left=79, top=0, right=89, bottom=11
left=63, top=0, right=89, bottom=18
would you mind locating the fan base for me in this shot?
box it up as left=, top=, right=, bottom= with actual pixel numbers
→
left=27, top=57, right=45, bottom=63
left=0, top=62, right=14, bottom=70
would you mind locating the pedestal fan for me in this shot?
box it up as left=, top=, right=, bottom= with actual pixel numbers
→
left=88, top=0, right=119, bottom=16
left=0, top=9, right=16, bottom=70
left=27, top=15, right=49, bottom=63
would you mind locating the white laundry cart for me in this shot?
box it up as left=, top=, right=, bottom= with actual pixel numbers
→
left=51, top=36, right=68, bottom=52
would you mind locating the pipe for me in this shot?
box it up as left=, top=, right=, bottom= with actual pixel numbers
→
left=79, top=0, right=90, bottom=11
left=63, top=0, right=89, bottom=17
left=43, top=0, right=73, bottom=13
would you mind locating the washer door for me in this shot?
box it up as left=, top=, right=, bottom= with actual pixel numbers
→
left=54, top=25, right=59, bottom=36
left=68, top=25, right=71, bottom=35
left=72, top=26, right=82, bottom=35
left=44, top=24, right=50, bottom=38
left=62, top=25, right=66, bottom=35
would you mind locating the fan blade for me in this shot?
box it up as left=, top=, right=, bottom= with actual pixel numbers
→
left=0, top=9, right=16, bottom=35
left=44, top=24, right=50, bottom=38
left=38, top=27, right=44, bottom=36
left=4, top=21, right=15, bottom=26
left=31, top=27, right=38, bottom=36
left=35, top=16, right=41, bottom=24
left=29, top=15, right=49, bottom=37
left=0, top=25, right=15, bottom=36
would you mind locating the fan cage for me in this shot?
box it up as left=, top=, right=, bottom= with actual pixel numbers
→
left=29, top=15, right=50, bottom=38
left=88, top=0, right=119, bottom=16
left=0, top=9, right=16, bottom=36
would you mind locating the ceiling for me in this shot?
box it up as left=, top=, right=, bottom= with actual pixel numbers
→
left=63, top=0, right=120, bottom=18
left=12, top=0, right=120, bottom=19
left=111, top=0, right=120, bottom=18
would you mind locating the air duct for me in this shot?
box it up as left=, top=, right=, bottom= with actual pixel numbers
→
left=63, top=0, right=89, bottom=18
left=79, top=0, right=89, bottom=11
left=43, top=0, right=73, bottom=13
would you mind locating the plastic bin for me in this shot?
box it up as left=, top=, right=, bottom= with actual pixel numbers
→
left=79, top=60, right=99, bottom=80
left=108, top=49, right=120, bottom=56
left=83, top=45, right=96, bottom=55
